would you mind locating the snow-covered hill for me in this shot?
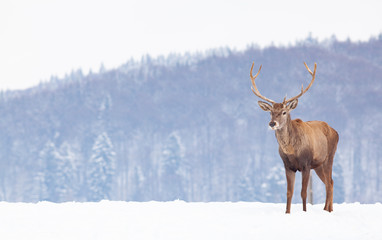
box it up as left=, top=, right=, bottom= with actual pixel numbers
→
left=1, top=37, right=382, bottom=203
left=0, top=201, right=381, bottom=240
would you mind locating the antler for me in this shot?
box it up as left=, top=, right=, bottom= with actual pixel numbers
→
left=283, top=62, right=317, bottom=104
left=250, top=62, right=276, bottom=104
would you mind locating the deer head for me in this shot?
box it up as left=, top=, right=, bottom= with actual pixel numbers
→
left=250, top=62, right=317, bottom=130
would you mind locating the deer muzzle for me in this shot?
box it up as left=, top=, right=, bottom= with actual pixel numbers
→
left=269, top=121, right=279, bottom=130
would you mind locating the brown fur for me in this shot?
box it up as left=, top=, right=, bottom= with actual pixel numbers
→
left=261, top=101, right=339, bottom=213
left=251, top=62, right=338, bottom=213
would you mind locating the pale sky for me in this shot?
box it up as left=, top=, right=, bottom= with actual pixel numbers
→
left=1, top=0, right=381, bottom=90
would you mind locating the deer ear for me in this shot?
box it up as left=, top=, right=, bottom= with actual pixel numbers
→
left=258, top=101, right=273, bottom=112
left=287, top=99, right=298, bottom=110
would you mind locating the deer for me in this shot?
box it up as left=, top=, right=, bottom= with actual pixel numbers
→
left=250, top=62, right=339, bottom=213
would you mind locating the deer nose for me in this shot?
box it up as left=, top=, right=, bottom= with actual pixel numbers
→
left=269, top=121, right=276, bottom=128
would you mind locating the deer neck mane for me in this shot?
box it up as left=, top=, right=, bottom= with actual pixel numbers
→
left=275, top=115, right=297, bottom=155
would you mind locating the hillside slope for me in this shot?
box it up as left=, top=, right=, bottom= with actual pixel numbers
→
left=0, top=36, right=381, bottom=203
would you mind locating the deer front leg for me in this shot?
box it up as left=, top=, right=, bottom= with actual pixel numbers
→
left=301, top=169, right=310, bottom=212
left=285, top=168, right=296, bottom=214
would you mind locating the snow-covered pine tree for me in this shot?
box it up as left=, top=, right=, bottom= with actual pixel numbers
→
left=39, top=141, right=76, bottom=202
left=86, top=132, right=116, bottom=201
left=56, top=142, right=78, bottom=201
left=160, top=132, right=188, bottom=200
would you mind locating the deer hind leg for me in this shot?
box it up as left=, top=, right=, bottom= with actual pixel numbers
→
left=285, top=168, right=296, bottom=214
left=328, top=178, right=334, bottom=212
left=314, top=165, right=332, bottom=212
left=325, top=128, right=338, bottom=212
left=301, top=169, right=310, bottom=212
left=324, top=161, right=334, bottom=212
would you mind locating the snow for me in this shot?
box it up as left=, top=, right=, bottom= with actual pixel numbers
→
left=0, top=201, right=381, bottom=240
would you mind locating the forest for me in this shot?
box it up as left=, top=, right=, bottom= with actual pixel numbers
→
left=0, top=35, right=381, bottom=203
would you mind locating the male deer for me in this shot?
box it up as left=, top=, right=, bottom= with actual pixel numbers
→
left=250, top=62, right=339, bottom=213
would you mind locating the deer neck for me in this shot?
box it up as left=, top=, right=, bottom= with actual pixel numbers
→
left=275, top=115, right=295, bottom=155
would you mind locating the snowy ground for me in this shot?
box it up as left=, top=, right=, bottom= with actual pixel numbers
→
left=0, top=201, right=381, bottom=240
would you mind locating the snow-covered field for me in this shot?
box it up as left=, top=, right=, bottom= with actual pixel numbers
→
left=0, top=201, right=381, bottom=240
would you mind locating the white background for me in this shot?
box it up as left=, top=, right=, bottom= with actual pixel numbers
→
left=1, top=0, right=382, bottom=90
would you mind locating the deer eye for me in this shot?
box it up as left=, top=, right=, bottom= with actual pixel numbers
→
left=282, top=111, right=287, bottom=115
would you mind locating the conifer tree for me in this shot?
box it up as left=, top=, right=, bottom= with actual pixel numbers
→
left=39, top=141, right=76, bottom=202
left=161, top=132, right=187, bottom=200
left=87, top=132, right=116, bottom=201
